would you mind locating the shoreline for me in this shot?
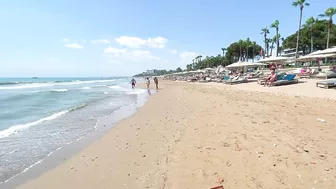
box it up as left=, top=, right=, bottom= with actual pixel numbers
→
left=15, top=80, right=336, bottom=189
left=0, top=87, right=153, bottom=189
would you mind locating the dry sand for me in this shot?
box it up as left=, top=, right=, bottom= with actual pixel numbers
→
left=18, top=80, right=336, bottom=189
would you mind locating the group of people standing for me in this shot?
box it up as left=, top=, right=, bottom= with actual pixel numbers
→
left=130, top=77, right=159, bottom=90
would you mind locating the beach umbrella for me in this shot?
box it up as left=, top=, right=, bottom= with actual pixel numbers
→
left=258, top=56, right=293, bottom=63
left=308, top=47, right=336, bottom=55
left=226, top=61, right=267, bottom=68
left=296, top=53, right=336, bottom=62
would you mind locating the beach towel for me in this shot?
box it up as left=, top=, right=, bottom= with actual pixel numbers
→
left=283, top=74, right=296, bottom=81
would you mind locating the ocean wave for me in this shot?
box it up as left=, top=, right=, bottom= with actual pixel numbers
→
left=126, top=90, right=145, bottom=95
left=0, top=79, right=116, bottom=90
left=51, top=89, right=68, bottom=92
left=108, top=85, right=131, bottom=92
left=80, top=86, right=91, bottom=90
left=0, top=104, right=86, bottom=139
left=0, top=81, right=20, bottom=86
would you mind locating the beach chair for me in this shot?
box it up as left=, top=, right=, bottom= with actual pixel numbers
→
left=316, top=79, right=336, bottom=89
left=315, top=71, right=336, bottom=79
left=272, top=74, right=298, bottom=86
left=298, top=69, right=317, bottom=79
left=223, top=77, right=248, bottom=85
left=257, top=72, right=285, bottom=85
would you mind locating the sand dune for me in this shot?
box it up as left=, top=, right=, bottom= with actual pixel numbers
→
left=18, top=80, right=336, bottom=189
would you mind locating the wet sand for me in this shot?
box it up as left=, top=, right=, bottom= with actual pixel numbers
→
left=17, top=80, right=336, bottom=189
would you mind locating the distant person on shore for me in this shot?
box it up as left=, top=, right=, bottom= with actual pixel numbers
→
left=130, top=78, right=136, bottom=89
left=153, top=77, right=159, bottom=90
left=146, top=77, right=150, bottom=89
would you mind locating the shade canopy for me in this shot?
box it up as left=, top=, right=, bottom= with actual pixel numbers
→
left=258, top=56, right=293, bottom=63
left=296, top=53, right=336, bottom=62
left=309, top=47, right=336, bottom=55
left=226, top=61, right=267, bottom=68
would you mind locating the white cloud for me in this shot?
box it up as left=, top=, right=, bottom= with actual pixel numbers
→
left=61, top=38, right=69, bottom=42
left=115, top=36, right=168, bottom=49
left=170, top=49, right=178, bottom=55
left=91, top=39, right=110, bottom=44
left=103, top=47, right=161, bottom=63
left=64, top=43, right=84, bottom=49
left=146, top=37, right=168, bottom=48
left=104, top=47, right=127, bottom=54
left=179, top=51, right=197, bottom=64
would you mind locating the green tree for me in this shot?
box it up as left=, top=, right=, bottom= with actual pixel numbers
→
left=319, top=7, right=336, bottom=48
left=238, top=39, right=244, bottom=60
left=283, top=20, right=336, bottom=54
left=305, top=17, right=316, bottom=52
left=225, top=39, right=263, bottom=63
left=260, top=27, right=270, bottom=58
left=269, top=36, right=276, bottom=56
left=270, top=20, right=280, bottom=56
left=186, top=64, right=193, bottom=71
left=176, top=67, right=183, bottom=72
left=292, top=0, right=310, bottom=58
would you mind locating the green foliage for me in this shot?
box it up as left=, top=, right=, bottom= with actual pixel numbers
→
left=225, top=39, right=263, bottom=63
left=319, top=7, right=336, bottom=19
left=283, top=20, right=336, bottom=54
left=292, top=0, right=309, bottom=9
left=176, top=67, right=183, bottom=72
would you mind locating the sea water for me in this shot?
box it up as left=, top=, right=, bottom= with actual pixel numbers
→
left=0, top=77, right=146, bottom=183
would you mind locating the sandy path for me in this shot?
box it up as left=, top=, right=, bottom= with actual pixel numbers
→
left=18, top=80, right=336, bottom=189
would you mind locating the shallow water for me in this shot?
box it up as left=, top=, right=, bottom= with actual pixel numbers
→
left=0, top=77, right=146, bottom=183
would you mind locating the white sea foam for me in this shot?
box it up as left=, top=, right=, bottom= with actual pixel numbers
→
left=108, top=85, right=131, bottom=92
left=0, top=110, right=69, bottom=139
left=126, top=89, right=145, bottom=95
left=80, top=86, right=91, bottom=90
left=0, top=79, right=116, bottom=90
left=51, top=89, right=68, bottom=92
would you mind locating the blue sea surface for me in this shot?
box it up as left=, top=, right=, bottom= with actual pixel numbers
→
left=0, top=77, right=146, bottom=183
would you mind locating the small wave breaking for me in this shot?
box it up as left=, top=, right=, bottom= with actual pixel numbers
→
left=0, top=104, right=86, bottom=139
left=0, top=79, right=116, bottom=90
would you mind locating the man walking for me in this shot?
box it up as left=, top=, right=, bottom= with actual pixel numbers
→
left=153, top=77, right=159, bottom=90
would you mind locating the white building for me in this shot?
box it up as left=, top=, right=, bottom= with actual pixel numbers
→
left=280, top=48, right=303, bottom=57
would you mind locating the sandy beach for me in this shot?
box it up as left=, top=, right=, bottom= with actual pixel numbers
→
left=17, top=80, right=336, bottom=189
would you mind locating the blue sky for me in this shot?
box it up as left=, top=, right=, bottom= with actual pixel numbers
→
left=0, top=0, right=334, bottom=77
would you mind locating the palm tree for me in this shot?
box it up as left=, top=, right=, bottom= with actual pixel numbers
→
left=221, top=48, right=227, bottom=57
left=252, top=41, right=256, bottom=62
left=260, top=27, right=270, bottom=58
left=246, top=38, right=251, bottom=61
left=265, top=38, right=271, bottom=56
left=238, top=39, right=243, bottom=61
left=305, top=17, right=316, bottom=53
left=270, top=20, right=280, bottom=56
left=292, top=0, right=309, bottom=58
left=319, top=7, right=336, bottom=49
left=269, top=37, right=276, bottom=56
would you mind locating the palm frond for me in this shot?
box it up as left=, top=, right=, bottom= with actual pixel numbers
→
left=292, top=1, right=299, bottom=7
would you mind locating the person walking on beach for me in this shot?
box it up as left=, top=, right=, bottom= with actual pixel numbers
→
left=130, top=78, right=136, bottom=89
left=153, top=77, right=159, bottom=90
left=146, top=77, right=150, bottom=89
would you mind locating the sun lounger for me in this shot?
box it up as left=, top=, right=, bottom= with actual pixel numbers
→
left=257, top=72, right=285, bottom=85
left=224, top=77, right=248, bottom=85
left=271, top=74, right=298, bottom=86
left=298, top=69, right=317, bottom=79
left=314, top=71, right=336, bottom=79
left=316, top=79, right=336, bottom=89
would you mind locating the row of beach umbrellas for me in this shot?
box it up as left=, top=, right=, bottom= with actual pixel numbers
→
left=226, top=46, right=336, bottom=68
left=164, top=47, right=336, bottom=76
